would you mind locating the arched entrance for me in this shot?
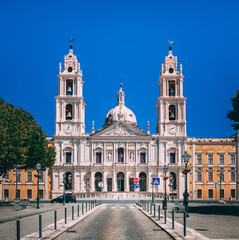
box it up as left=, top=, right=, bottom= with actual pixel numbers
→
left=95, top=172, right=103, bottom=192
left=117, top=172, right=124, bottom=191
left=139, top=172, right=147, bottom=191
left=64, top=172, right=72, bottom=190
left=170, top=172, right=177, bottom=189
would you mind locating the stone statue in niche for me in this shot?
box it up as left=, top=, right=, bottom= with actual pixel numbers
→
left=129, top=151, right=135, bottom=162
left=107, top=151, right=113, bottom=162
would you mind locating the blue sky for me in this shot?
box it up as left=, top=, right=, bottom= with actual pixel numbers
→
left=0, top=0, right=238, bottom=137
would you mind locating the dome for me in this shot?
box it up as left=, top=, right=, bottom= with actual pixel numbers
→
left=104, top=84, right=137, bottom=127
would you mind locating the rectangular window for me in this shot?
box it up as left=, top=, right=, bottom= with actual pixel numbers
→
left=118, top=148, right=124, bottom=163
left=231, top=189, right=236, bottom=199
left=96, top=152, right=102, bottom=163
left=27, top=171, right=32, bottom=182
left=219, top=154, right=224, bottom=165
left=15, top=171, right=21, bottom=183
left=197, top=189, right=202, bottom=199
left=4, top=189, right=9, bottom=199
left=129, top=178, right=134, bottom=191
left=15, top=189, right=20, bottom=199
left=197, top=172, right=202, bottom=182
left=39, top=171, right=44, bottom=183
left=208, top=154, right=213, bottom=165
left=220, top=189, right=224, bottom=199
left=140, top=153, right=146, bottom=164
left=4, top=171, right=9, bottom=180
left=66, top=152, right=72, bottom=163
left=170, top=153, right=176, bottom=164
left=196, top=154, right=202, bottom=165
left=208, top=171, right=213, bottom=182
left=230, top=172, right=235, bottom=182
left=39, top=189, right=44, bottom=199
left=230, top=154, right=235, bottom=165
left=208, top=189, right=214, bottom=199
left=27, top=189, right=32, bottom=199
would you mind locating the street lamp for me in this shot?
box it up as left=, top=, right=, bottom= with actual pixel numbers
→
left=14, top=164, right=21, bottom=199
left=163, top=165, right=168, bottom=210
left=218, top=171, right=223, bottom=200
left=36, top=162, right=41, bottom=209
left=63, top=173, right=66, bottom=205
left=151, top=173, right=155, bottom=204
left=182, top=151, right=191, bottom=217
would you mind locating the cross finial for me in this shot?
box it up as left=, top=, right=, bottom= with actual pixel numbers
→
left=168, top=40, right=173, bottom=50
left=70, top=38, right=74, bottom=49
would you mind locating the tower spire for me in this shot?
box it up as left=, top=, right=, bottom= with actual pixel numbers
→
left=168, top=40, right=173, bottom=50
left=70, top=38, right=74, bottom=49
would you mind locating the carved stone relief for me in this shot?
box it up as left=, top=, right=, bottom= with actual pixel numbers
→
left=129, top=151, right=135, bottom=162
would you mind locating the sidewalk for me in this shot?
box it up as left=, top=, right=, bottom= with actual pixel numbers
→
left=135, top=203, right=239, bottom=240
left=0, top=202, right=100, bottom=240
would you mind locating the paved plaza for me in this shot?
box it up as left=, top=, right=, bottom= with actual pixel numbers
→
left=0, top=201, right=238, bottom=240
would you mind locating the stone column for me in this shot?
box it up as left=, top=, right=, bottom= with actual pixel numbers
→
left=90, top=170, right=95, bottom=192
left=112, top=167, right=117, bottom=192
left=103, top=171, right=107, bottom=192
left=80, top=171, right=85, bottom=192
left=125, top=170, right=129, bottom=192
left=148, top=171, right=152, bottom=192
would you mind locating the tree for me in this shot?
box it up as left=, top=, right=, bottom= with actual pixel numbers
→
left=227, top=89, right=239, bottom=131
left=0, top=98, right=55, bottom=176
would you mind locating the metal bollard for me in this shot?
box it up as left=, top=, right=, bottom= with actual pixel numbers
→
left=65, top=208, right=67, bottom=224
left=54, top=211, right=57, bottom=230
left=17, top=220, right=20, bottom=240
left=184, top=211, right=186, bottom=236
left=82, top=203, right=84, bottom=214
left=154, top=204, right=156, bottom=217
left=39, top=215, right=42, bottom=238
left=164, top=208, right=167, bottom=224
left=78, top=204, right=79, bottom=217
left=150, top=203, right=152, bottom=214
left=158, top=205, right=160, bottom=221
left=172, top=210, right=174, bottom=229
left=72, top=206, right=74, bottom=220
left=86, top=202, right=88, bottom=212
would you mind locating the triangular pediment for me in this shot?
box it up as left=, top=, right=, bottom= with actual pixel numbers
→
left=91, top=122, right=149, bottom=137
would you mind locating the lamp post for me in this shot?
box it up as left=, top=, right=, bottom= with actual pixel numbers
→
left=218, top=171, right=223, bottom=200
left=171, top=177, right=175, bottom=203
left=163, top=165, right=168, bottom=210
left=14, top=164, right=21, bottom=199
left=151, top=173, right=155, bottom=204
left=36, top=162, right=41, bottom=209
left=63, top=173, right=66, bottom=205
left=182, top=151, right=191, bottom=217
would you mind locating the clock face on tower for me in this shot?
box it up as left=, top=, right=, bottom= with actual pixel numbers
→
left=168, top=124, right=177, bottom=134
left=64, top=123, right=73, bottom=134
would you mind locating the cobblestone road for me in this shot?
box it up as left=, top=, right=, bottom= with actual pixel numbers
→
left=55, top=204, right=173, bottom=240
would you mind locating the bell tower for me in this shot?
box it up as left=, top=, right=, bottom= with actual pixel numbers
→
left=156, top=42, right=186, bottom=137
left=55, top=41, right=85, bottom=136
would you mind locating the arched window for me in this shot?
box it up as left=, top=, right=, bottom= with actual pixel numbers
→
left=118, top=148, right=124, bottom=162
left=95, top=172, right=103, bottom=192
left=66, top=80, right=73, bottom=95
left=117, top=172, right=124, bottom=191
left=66, top=104, right=73, bottom=120
left=169, top=105, right=176, bottom=120
left=64, top=172, right=72, bottom=190
left=169, top=81, right=175, bottom=96
left=139, top=172, right=147, bottom=191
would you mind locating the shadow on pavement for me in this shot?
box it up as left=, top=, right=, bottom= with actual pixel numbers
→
left=189, top=205, right=239, bottom=216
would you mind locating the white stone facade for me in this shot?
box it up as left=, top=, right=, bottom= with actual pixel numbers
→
left=51, top=46, right=187, bottom=199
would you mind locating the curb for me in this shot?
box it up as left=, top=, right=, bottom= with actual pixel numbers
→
left=134, top=204, right=210, bottom=240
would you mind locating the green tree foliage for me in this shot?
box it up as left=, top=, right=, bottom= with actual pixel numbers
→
left=227, top=89, right=239, bottom=131
left=0, top=98, right=55, bottom=176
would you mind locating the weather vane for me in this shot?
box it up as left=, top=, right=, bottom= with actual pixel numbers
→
left=70, top=38, right=74, bottom=49
left=168, top=40, right=173, bottom=50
